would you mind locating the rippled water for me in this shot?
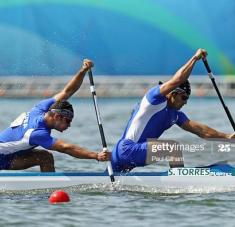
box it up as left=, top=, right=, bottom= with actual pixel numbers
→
left=0, top=97, right=235, bottom=227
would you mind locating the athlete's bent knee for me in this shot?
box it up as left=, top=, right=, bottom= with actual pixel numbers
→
left=35, top=150, right=55, bottom=172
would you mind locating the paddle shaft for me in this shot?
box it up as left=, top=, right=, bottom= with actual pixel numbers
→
left=202, top=58, right=235, bottom=131
left=88, top=70, right=115, bottom=182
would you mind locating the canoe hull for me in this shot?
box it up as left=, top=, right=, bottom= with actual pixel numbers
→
left=1, top=170, right=235, bottom=191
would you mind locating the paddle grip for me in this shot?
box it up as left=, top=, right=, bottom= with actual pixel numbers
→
left=202, top=58, right=212, bottom=73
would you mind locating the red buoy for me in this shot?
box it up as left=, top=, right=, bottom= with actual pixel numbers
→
left=49, top=190, right=70, bottom=204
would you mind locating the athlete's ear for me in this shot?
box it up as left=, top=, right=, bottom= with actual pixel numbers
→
left=169, top=92, right=178, bottom=102
left=53, top=113, right=61, bottom=121
left=168, top=92, right=173, bottom=98
left=171, top=92, right=177, bottom=98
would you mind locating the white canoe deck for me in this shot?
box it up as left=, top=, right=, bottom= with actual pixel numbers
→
left=1, top=166, right=235, bottom=191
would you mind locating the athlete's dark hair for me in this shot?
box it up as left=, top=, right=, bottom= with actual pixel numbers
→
left=49, top=100, right=74, bottom=112
left=176, top=80, right=191, bottom=96
left=48, top=100, right=74, bottom=119
left=49, top=100, right=74, bottom=113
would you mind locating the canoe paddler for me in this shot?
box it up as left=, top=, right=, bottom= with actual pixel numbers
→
left=111, top=48, right=235, bottom=172
left=0, top=59, right=111, bottom=172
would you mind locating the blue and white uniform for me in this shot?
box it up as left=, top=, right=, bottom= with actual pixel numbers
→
left=111, top=85, right=189, bottom=172
left=0, top=98, right=57, bottom=169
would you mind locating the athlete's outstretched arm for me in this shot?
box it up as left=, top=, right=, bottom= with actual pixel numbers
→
left=160, top=49, right=207, bottom=96
left=51, top=139, right=111, bottom=161
left=180, top=120, right=235, bottom=139
left=54, top=59, right=94, bottom=101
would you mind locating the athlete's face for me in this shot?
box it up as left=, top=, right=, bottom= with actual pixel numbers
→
left=171, top=92, right=189, bottom=109
left=54, top=114, right=72, bottom=132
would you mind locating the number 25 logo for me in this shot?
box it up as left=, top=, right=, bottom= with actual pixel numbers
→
left=218, top=144, right=231, bottom=152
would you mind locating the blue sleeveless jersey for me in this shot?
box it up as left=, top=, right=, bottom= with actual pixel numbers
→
left=0, top=98, right=57, bottom=156
left=111, top=85, right=189, bottom=171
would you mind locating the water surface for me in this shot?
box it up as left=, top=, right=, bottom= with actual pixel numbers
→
left=0, top=97, right=235, bottom=227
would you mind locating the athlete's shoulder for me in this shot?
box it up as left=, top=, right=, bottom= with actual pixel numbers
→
left=32, top=98, right=56, bottom=113
left=29, top=128, right=56, bottom=149
left=145, top=85, right=167, bottom=105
